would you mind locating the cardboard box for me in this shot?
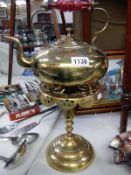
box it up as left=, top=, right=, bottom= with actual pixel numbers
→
left=8, top=104, right=40, bottom=121
left=1, top=83, right=41, bottom=121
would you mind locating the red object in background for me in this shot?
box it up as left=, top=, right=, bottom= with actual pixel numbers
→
left=48, top=0, right=93, bottom=11
left=9, top=105, right=40, bottom=121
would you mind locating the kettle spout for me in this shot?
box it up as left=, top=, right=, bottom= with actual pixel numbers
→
left=4, top=35, right=33, bottom=68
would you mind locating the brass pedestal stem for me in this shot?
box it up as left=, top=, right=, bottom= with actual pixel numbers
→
left=64, top=109, right=74, bottom=138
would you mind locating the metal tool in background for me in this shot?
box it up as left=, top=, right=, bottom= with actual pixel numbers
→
left=109, top=131, right=131, bottom=166
left=0, top=109, right=62, bottom=168
left=0, top=132, right=39, bottom=145
left=0, top=105, right=58, bottom=135
left=0, top=139, right=27, bottom=168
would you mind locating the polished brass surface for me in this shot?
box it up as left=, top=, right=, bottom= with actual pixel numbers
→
left=39, top=82, right=102, bottom=172
left=46, top=134, right=94, bottom=172
left=4, top=28, right=108, bottom=86
left=5, top=27, right=108, bottom=172
left=39, top=87, right=100, bottom=172
left=91, top=7, right=109, bottom=45
left=39, top=82, right=102, bottom=109
left=4, top=36, right=33, bottom=68
left=46, top=109, right=94, bottom=172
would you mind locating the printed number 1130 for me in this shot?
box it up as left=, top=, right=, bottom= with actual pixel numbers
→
left=71, top=57, right=89, bottom=66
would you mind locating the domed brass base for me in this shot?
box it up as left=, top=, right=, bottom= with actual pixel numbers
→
left=46, top=133, right=94, bottom=172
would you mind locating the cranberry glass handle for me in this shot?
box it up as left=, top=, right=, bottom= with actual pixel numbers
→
left=48, top=0, right=94, bottom=11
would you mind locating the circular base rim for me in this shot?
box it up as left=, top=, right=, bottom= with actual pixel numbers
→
left=46, top=134, right=95, bottom=172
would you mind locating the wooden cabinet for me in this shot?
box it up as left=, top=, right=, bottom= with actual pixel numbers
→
left=76, top=0, right=131, bottom=120
left=85, top=0, right=131, bottom=133
left=120, top=0, right=131, bottom=133
left=76, top=1, right=126, bottom=114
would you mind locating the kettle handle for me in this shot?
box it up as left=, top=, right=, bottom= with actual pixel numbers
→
left=31, top=8, right=61, bottom=39
left=31, top=7, right=47, bottom=30
left=91, top=7, right=109, bottom=45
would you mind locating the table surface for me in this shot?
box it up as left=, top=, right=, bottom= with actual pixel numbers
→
left=0, top=109, right=131, bottom=175
left=0, top=107, right=61, bottom=175
left=27, top=111, right=131, bottom=175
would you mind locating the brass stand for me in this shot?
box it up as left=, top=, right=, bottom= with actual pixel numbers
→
left=40, top=82, right=102, bottom=172
left=46, top=109, right=94, bottom=172
left=6, top=23, right=108, bottom=172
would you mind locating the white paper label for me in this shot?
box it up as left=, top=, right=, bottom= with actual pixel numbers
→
left=71, top=57, right=89, bottom=66
left=97, top=93, right=102, bottom=100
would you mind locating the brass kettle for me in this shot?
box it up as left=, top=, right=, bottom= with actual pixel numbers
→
left=5, top=27, right=108, bottom=87
left=4, top=7, right=109, bottom=173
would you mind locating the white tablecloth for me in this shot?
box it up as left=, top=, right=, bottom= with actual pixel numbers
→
left=0, top=108, right=61, bottom=175
left=26, top=112, right=131, bottom=175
